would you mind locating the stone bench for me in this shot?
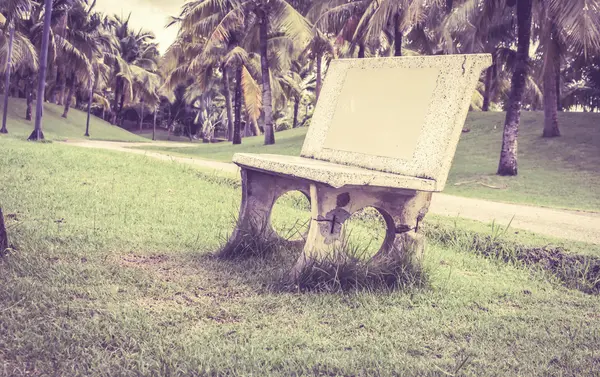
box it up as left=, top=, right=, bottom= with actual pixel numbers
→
left=222, top=54, right=492, bottom=279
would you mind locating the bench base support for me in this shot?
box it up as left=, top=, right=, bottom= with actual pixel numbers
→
left=220, top=168, right=432, bottom=282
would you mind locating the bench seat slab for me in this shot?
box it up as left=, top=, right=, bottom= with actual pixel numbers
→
left=233, top=153, right=438, bottom=192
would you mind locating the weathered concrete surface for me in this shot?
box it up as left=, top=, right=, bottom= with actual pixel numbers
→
left=233, top=153, right=436, bottom=191
left=301, top=54, right=492, bottom=191
left=63, top=140, right=600, bottom=245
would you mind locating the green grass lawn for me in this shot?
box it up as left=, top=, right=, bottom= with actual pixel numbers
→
left=134, top=111, right=600, bottom=212
left=1, top=137, right=600, bottom=376
left=0, top=96, right=147, bottom=142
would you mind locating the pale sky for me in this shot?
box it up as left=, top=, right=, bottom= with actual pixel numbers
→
left=94, top=0, right=186, bottom=54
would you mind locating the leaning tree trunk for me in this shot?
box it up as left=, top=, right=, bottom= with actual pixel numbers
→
left=497, top=0, right=532, bottom=176
left=257, top=8, right=275, bottom=145
left=316, top=52, right=323, bottom=101
left=394, top=13, right=403, bottom=57
left=1, top=24, right=15, bottom=134
left=25, top=78, right=33, bottom=121
left=62, top=78, right=75, bottom=118
left=292, top=96, right=300, bottom=128
left=85, top=76, right=94, bottom=137
left=233, top=66, right=243, bottom=145
left=223, top=66, right=234, bottom=141
left=29, top=0, right=53, bottom=141
left=482, top=66, right=494, bottom=111
left=542, top=25, right=560, bottom=137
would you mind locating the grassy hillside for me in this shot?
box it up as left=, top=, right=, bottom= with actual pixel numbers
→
left=0, top=96, right=147, bottom=142
left=1, top=137, right=599, bottom=376
left=134, top=111, right=600, bottom=212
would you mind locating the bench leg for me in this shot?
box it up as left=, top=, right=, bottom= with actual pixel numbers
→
left=373, top=191, right=432, bottom=267
left=290, top=184, right=432, bottom=279
left=220, top=168, right=309, bottom=257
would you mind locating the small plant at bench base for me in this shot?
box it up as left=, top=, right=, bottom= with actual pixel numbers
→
left=220, top=54, right=492, bottom=286
left=283, top=243, right=429, bottom=293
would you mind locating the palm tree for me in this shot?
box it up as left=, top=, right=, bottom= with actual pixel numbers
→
left=442, top=0, right=515, bottom=111
left=28, top=0, right=53, bottom=141
left=192, top=0, right=311, bottom=145
left=536, top=0, right=600, bottom=137
left=1, top=0, right=36, bottom=133
left=1, top=21, right=14, bottom=134
left=497, top=0, right=533, bottom=176
left=57, top=1, right=103, bottom=119
left=105, top=14, right=159, bottom=125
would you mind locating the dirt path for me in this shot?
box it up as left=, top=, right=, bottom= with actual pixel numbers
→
left=64, top=140, right=600, bottom=245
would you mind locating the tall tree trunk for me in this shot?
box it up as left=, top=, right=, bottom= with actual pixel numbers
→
left=57, top=73, right=66, bottom=105
left=394, top=13, right=403, bottom=57
left=233, top=66, right=243, bottom=145
left=152, top=107, right=157, bottom=141
left=112, top=76, right=121, bottom=125
left=497, top=0, right=532, bottom=176
left=257, top=8, right=275, bottom=145
left=62, top=78, right=75, bottom=118
left=25, top=78, right=33, bottom=121
left=556, top=69, right=561, bottom=111
left=85, top=76, right=93, bottom=137
left=292, top=96, right=300, bottom=128
left=49, top=69, right=58, bottom=103
left=482, top=66, right=494, bottom=111
left=542, top=24, right=560, bottom=137
left=358, top=43, right=365, bottom=58
left=1, top=24, right=14, bottom=134
left=251, top=118, right=261, bottom=136
left=139, top=99, right=144, bottom=131
left=29, top=0, right=53, bottom=141
left=223, top=66, right=234, bottom=141
left=316, top=52, right=323, bottom=100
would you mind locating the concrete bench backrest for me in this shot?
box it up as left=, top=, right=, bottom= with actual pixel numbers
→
left=300, top=53, right=492, bottom=191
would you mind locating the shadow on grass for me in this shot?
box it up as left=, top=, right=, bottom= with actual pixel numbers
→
left=213, top=220, right=428, bottom=294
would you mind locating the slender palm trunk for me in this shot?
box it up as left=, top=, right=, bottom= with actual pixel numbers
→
left=85, top=76, right=94, bottom=137
left=1, top=25, right=15, bottom=134
left=543, top=25, right=560, bottom=137
left=112, top=76, right=121, bottom=125
left=394, top=13, right=403, bottom=57
left=62, top=78, right=75, bottom=118
left=556, top=70, right=561, bottom=111
left=223, top=66, right=234, bottom=141
left=57, top=74, right=66, bottom=105
left=292, top=96, right=300, bottom=128
left=152, top=108, right=157, bottom=141
left=482, top=66, right=494, bottom=111
left=25, top=78, right=33, bottom=121
left=257, top=8, right=274, bottom=145
left=316, top=53, right=323, bottom=101
left=358, top=43, right=365, bottom=58
left=498, top=0, right=532, bottom=176
left=29, top=0, right=53, bottom=141
left=251, top=118, right=260, bottom=136
left=233, top=66, right=242, bottom=145
left=139, top=99, right=144, bottom=131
